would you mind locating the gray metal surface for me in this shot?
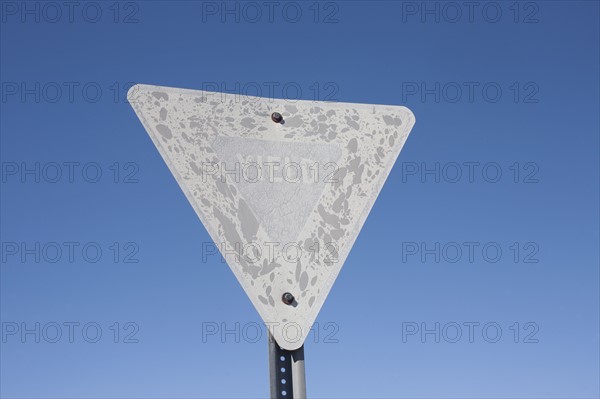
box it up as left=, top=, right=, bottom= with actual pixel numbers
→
left=269, top=331, right=306, bottom=399
left=129, top=84, right=415, bottom=349
left=290, top=347, right=306, bottom=399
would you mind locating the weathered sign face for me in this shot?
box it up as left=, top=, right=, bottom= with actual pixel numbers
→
left=129, top=84, right=415, bottom=349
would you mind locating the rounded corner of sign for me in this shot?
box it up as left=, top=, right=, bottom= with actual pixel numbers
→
left=126, top=83, right=146, bottom=104
left=381, top=104, right=416, bottom=130
left=399, top=106, right=416, bottom=125
left=271, top=325, right=310, bottom=351
left=398, top=108, right=417, bottom=134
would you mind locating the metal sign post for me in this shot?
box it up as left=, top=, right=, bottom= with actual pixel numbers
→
left=129, top=84, right=415, bottom=396
left=269, top=331, right=306, bottom=399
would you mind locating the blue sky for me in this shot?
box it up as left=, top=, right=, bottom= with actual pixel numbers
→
left=1, top=1, right=599, bottom=398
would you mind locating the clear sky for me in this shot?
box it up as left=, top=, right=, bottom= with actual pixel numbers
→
left=1, top=1, right=599, bottom=398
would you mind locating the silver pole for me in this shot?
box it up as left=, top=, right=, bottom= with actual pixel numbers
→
left=268, top=332, right=306, bottom=399
left=290, top=345, right=306, bottom=399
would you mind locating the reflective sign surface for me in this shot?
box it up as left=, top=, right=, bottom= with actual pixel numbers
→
left=129, top=84, right=415, bottom=349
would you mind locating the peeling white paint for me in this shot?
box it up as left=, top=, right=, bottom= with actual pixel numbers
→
left=129, top=84, right=415, bottom=349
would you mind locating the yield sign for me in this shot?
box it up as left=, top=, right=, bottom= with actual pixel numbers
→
left=129, top=84, right=415, bottom=350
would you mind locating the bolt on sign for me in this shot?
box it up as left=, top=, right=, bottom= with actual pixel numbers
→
left=129, top=84, right=415, bottom=350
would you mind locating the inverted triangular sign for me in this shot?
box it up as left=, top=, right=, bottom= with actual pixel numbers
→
left=129, top=84, right=415, bottom=350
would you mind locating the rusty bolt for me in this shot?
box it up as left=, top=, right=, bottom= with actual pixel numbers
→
left=282, top=292, right=294, bottom=305
left=271, top=112, right=283, bottom=124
